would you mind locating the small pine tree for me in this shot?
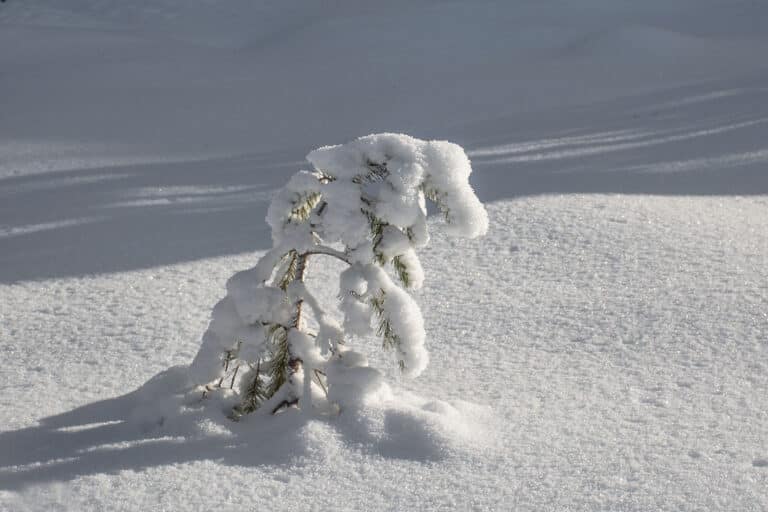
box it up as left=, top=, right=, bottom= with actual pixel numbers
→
left=188, top=133, right=488, bottom=417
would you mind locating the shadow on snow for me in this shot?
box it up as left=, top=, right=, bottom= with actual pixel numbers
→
left=461, top=76, right=768, bottom=202
left=0, top=150, right=300, bottom=283
left=1, top=76, right=767, bottom=283
left=0, top=367, right=453, bottom=490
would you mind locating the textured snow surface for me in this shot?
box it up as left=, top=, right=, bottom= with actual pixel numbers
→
left=2, top=0, right=768, bottom=510
left=2, top=198, right=767, bottom=511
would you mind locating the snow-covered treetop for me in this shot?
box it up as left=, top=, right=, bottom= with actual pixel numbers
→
left=306, top=133, right=488, bottom=236
left=266, top=133, right=487, bottom=255
left=189, top=133, right=487, bottom=417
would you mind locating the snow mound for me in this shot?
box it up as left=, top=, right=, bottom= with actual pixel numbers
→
left=127, top=367, right=495, bottom=462
left=333, top=393, right=497, bottom=460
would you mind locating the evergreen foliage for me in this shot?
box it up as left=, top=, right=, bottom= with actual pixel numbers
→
left=187, top=133, right=488, bottom=417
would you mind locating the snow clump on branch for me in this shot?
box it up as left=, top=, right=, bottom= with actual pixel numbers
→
left=188, top=133, right=487, bottom=418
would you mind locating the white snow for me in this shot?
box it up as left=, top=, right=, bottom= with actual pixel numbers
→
left=307, top=134, right=489, bottom=239
left=1, top=0, right=768, bottom=510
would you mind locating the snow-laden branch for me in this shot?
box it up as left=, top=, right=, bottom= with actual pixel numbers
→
left=187, top=133, right=487, bottom=417
left=303, top=246, right=350, bottom=265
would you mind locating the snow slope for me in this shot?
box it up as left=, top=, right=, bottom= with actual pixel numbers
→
left=1, top=1, right=767, bottom=510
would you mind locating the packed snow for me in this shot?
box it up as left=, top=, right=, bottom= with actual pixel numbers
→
left=1, top=0, right=767, bottom=511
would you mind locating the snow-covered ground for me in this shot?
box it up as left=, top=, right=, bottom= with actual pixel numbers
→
left=1, top=1, right=767, bottom=510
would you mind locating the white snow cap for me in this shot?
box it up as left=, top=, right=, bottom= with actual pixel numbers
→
left=307, top=133, right=489, bottom=239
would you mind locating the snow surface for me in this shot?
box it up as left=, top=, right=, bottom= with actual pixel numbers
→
left=1, top=0, right=768, bottom=510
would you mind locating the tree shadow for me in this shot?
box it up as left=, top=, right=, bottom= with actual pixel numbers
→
left=0, top=367, right=454, bottom=490
left=459, top=75, right=768, bottom=201
left=0, top=150, right=302, bottom=283
left=2, top=76, right=766, bottom=285
left=0, top=368, right=256, bottom=490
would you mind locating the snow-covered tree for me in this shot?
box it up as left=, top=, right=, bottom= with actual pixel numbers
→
left=188, top=133, right=488, bottom=418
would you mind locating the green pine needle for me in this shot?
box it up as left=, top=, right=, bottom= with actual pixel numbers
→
left=265, top=325, right=290, bottom=399
left=289, top=192, right=321, bottom=223
left=392, top=255, right=411, bottom=288
left=232, top=360, right=267, bottom=418
left=362, top=209, right=387, bottom=264
left=421, top=184, right=451, bottom=222
left=370, top=291, right=401, bottom=351
left=277, top=250, right=299, bottom=291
